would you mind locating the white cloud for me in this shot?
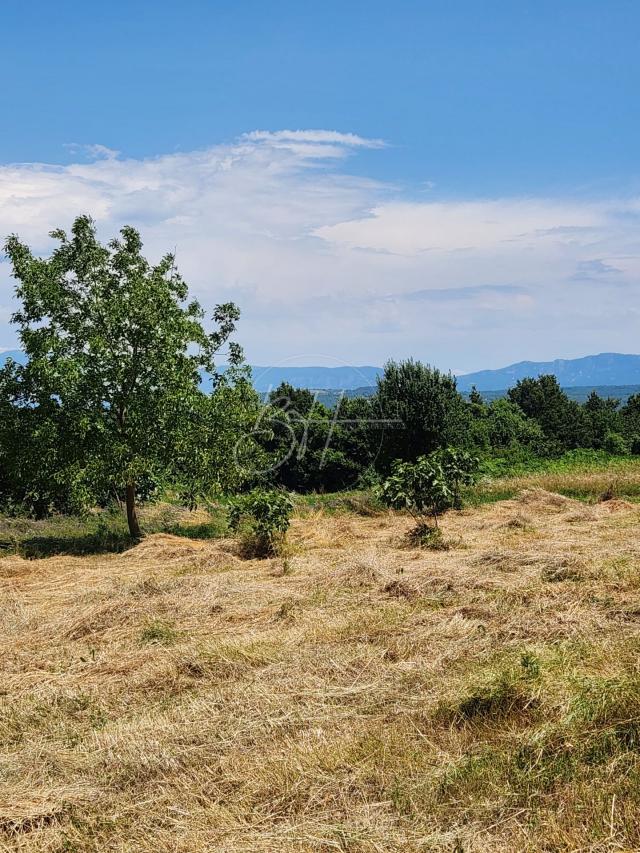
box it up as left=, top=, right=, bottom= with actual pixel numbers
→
left=315, top=199, right=608, bottom=254
left=242, top=129, right=386, bottom=150
left=0, top=130, right=639, bottom=370
left=64, top=143, right=121, bottom=161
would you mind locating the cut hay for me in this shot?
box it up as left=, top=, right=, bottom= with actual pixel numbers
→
left=1, top=483, right=640, bottom=851
left=119, top=532, right=203, bottom=561
left=473, top=549, right=541, bottom=572
left=499, top=513, right=534, bottom=530
left=382, top=579, right=419, bottom=600
left=517, top=488, right=573, bottom=510
left=0, top=785, right=96, bottom=835
left=599, top=498, right=635, bottom=512
left=328, top=550, right=384, bottom=588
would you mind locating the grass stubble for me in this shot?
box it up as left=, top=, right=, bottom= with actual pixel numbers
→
left=2, top=483, right=640, bottom=850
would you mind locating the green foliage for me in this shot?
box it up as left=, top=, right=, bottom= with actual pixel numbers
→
left=374, top=359, right=469, bottom=468
left=621, top=393, right=640, bottom=443
left=468, top=385, right=484, bottom=407
left=173, top=377, right=265, bottom=508
left=378, top=457, right=450, bottom=520
left=431, top=446, right=481, bottom=508
left=469, top=398, right=549, bottom=454
left=582, top=390, right=622, bottom=449
left=228, top=488, right=294, bottom=557
left=2, top=216, right=248, bottom=535
left=507, top=375, right=585, bottom=450
left=377, top=448, right=478, bottom=531
left=252, top=383, right=376, bottom=492
left=603, top=430, right=629, bottom=455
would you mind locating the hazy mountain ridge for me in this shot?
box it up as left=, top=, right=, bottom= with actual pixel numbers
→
left=314, top=384, right=640, bottom=408
left=0, top=353, right=382, bottom=392
left=250, top=354, right=640, bottom=392
left=247, top=366, right=382, bottom=392
left=456, top=353, right=640, bottom=392
left=3, top=351, right=640, bottom=396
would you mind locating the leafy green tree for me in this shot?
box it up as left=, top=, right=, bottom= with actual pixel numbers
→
left=469, top=398, right=548, bottom=454
left=377, top=448, right=478, bottom=526
left=3, top=215, right=244, bottom=536
left=253, top=383, right=372, bottom=492
left=332, top=394, right=381, bottom=477
left=0, top=354, right=111, bottom=515
left=267, top=382, right=318, bottom=415
left=602, top=430, right=629, bottom=456
left=374, top=359, right=469, bottom=469
left=468, top=386, right=484, bottom=406
left=582, top=391, right=622, bottom=449
left=172, top=375, right=265, bottom=509
left=507, top=375, right=584, bottom=451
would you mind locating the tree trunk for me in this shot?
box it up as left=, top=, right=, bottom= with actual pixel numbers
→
left=125, top=483, right=142, bottom=539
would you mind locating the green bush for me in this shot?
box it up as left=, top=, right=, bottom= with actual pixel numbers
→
left=376, top=447, right=478, bottom=544
left=431, top=447, right=480, bottom=509
left=603, top=431, right=629, bottom=456
left=228, top=488, right=294, bottom=557
left=406, top=522, right=449, bottom=550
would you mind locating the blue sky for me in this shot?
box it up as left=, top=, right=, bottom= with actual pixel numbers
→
left=1, top=0, right=639, bottom=370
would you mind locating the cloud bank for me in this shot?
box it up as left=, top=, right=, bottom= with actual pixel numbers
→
left=1, top=130, right=639, bottom=371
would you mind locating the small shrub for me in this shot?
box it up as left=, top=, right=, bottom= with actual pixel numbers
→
left=228, top=488, right=294, bottom=558
left=432, top=447, right=480, bottom=509
left=377, top=447, right=478, bottom=544
left=405, top=522, right=449, bottom=550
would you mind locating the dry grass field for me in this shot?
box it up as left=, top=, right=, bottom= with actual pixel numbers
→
left=3, top=488, right=640, bottom=851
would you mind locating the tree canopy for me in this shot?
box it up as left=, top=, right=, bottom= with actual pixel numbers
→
left=3, top=215, right=248, bottom=535
left=374, top=359, right=469, bottom=468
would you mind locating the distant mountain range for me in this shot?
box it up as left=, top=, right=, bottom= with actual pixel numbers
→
left=0, top=352, right=382, bottom=391
left=3, top=350, right=640, bottom=396
left=455, top=353, right=640, bottom=392
left=247, top=365, right=382, bottom=392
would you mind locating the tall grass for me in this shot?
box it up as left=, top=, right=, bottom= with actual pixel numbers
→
left=469, top=451, right=640, bottom=505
